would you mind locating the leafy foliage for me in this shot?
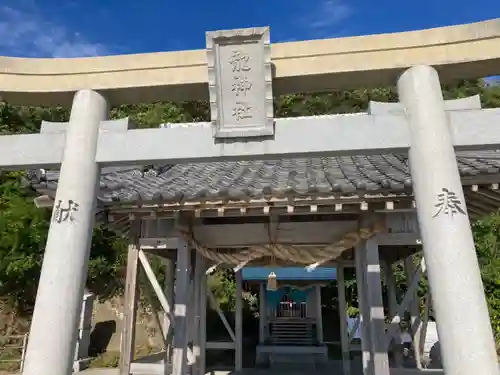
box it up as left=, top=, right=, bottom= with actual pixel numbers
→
left=0, top=171, right=128, bottom=311
left=110, top=102, right=210, bottom=128
left=0, top=102, right=68, bottom=134
left=86, top=228, right=128, bottom=298
left=0, top=172, right=49, bottom=311
left=208, top=270, right=236, bottom=311
left=473, top=214, right=500, bottom=343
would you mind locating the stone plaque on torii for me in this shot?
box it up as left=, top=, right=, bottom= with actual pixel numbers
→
left=206, top=27, right=274, bottom=138
left=0, top=26, right=499, bottom=375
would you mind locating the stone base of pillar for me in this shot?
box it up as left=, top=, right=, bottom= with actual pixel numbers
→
left=72, top=358, right=92, bottom=373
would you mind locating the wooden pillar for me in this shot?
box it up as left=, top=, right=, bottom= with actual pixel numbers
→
left=171, top=238, right=191, bottom=375
left=404, top=256, right=422, bottom=369
left=355, top=243, right=373, bottom=375
left=259, top=283, right=266, bottom=344
left=199, top=263, right=207, bottom=375
left=186, top=270, right=195, bottom=368
left=315, top=285, right=324, bottom=343
left=337, top=265, right=351, bottom=375
left=365, top=237, right=390, bottom=375
left=119, top=235, right=140, bottom=375
left=163, top=258, right=175, bottom=366
left=235, top=270, right=243, bottom=372
left=384, top=261, right=403, bottom=367
left=193, top=252, right=204, bottom=375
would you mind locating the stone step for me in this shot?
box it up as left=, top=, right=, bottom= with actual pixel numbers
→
left=269, top=353, right=317, bottom=370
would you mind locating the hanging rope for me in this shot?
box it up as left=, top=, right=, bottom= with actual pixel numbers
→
left=179, top=218, right=385, bottom=271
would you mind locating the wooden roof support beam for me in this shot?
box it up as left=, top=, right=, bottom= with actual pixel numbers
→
left=465, top=191, right=500, bottom=212
left=466, top=190, right=500, bottom=208
left=466, top=200, right=492, bottom=217
left=476, top=188, right=500, bottom=203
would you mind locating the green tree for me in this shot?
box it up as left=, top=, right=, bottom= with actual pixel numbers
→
left=0, top=171, right=128, bottom=311
left=0, top=171, right=49, bottom=311
left=473, top=214, right=500, bottom=345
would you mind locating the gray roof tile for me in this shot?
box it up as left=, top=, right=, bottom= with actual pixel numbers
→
left=27, top=151, right=500, bottom=205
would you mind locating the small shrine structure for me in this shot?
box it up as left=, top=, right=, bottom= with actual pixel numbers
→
left=242, top=266, right=335, bottom=366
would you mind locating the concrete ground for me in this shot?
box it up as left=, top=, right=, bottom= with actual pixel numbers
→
left=78, top=370, right=118, bottom=375
left=3, top=360, right=449, bottom=375
left=4, top=368, right=446, bottom=375
left=76, top=366, right=446, bottom=375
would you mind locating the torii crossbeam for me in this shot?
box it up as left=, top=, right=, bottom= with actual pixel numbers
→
left=2, top=106, right=500, bottom=169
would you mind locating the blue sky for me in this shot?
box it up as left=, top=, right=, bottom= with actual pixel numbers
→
left=0, top=0, right=498, bottom=58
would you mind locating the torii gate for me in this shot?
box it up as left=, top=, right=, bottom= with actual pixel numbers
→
left=0, top=22, right=499, bottom=375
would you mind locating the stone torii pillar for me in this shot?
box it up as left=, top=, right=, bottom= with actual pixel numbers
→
left=398, top=65, right=499, bottom=375
left=22, top=90, right=108, bottom=375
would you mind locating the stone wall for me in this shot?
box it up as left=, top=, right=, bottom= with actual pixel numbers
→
left=90, top=296, right=164, bottom=354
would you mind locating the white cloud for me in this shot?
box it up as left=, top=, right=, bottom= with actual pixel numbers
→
left=299, top=0, right=353, bottom=38
left=309, top=0, right=353, bottom=29
left=0, top=4, right=109, bottom=58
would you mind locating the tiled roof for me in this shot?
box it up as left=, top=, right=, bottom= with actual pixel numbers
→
left=26, top=150, right=500, bottom=205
